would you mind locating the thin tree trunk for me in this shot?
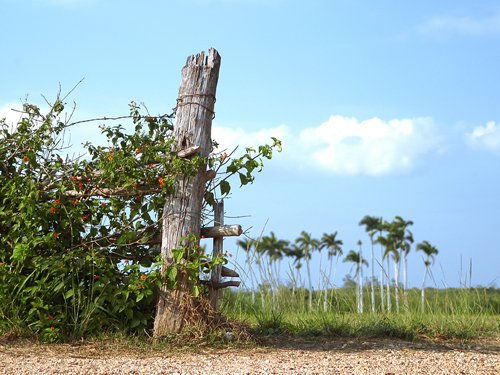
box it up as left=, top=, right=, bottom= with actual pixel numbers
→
left=153, top=49, right=220, bottom=338
left=394, top=258, right=400, bottom=313
left=403, top=252, right=408, bottom=309
left=370, top=239, right=375, bottom=314
left=359, top=263, right=364, bottom=313
left=386, top=257, right=391, bottom=312
left=380, top=245, right=385, bottom=313
left=356, top=268, right=361, bottom=313
left=421, top=266, right=428, bottom=313
left=306, top=247, right=313, bottom=311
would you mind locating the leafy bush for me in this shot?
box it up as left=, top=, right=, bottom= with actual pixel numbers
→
left=0, top=95, right=280, bottom=341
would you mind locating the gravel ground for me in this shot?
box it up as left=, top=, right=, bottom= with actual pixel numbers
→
left=0, top=338, right=498, bottom=374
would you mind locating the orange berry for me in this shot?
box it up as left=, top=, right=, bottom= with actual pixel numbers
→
left=53, top=232, right=60, bottom=238
left=140, top=275, right=147, bottom=281
left=82, top=214, right=90, bottom=222
left=54, top=199, right=61, bottom=205
left=137, top=283, right=142, bottom=289
left=50, top=207, right=56, bottom=214
left=22, top=155, right=29, bottom=163
left=71, top=199, right=78, bottom=205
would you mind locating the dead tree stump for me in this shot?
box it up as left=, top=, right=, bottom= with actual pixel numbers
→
left=153, top=49, right=221, bottom=338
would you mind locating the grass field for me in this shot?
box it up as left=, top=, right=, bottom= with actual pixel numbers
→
left=220, top=286, right=500, bottom=341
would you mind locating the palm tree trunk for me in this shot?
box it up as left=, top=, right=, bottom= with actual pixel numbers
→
left=394, top=258, right=400, bottom=313
left=380, top=246, right=385, bottom=312
left=421, top=266, right=428, bottom=313
left=386, top=257, right=391, bottom=312
left=359, top=261, right=364, bottom=313
left=305, top=248, right=313, bottom=311
left=370, top=239, right=375, bottom=314
left=356, top=267, right=361, bottom=313
left=403, top=252, right=408, bottom=309
left=324, top=256, right=333, bottom=312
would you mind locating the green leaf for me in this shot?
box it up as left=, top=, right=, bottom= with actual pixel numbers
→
left=168, top=266, right=178, bottom=282
left=193, top=285, right=200, bottom=297
left=220, top=180, right=230, bottom=195
left=64, top=289, right=74, bottom=299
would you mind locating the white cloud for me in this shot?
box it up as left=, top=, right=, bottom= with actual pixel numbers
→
left=213, top=115, right=441, bottom=176
left=466, top=121, right=500, bottom=153
left=419, top=12, right=500, bottom=37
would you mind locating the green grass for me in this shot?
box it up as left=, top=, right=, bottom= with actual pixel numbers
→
left=220, top=287, right=500, bottom=341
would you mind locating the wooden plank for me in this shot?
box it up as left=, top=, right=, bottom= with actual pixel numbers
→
left=177, top=145, right=201, bottom=158
left=201, top=224, right=242, bottom=238
left=201, top=280, right=241, bottom=289
left=221, top=265, right=239, bottom=278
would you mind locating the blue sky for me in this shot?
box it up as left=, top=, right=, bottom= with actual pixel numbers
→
left=1, top=0, right=499, bottom=288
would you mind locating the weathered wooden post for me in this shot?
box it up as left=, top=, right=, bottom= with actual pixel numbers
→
left=153, top=49, right=221, bottom=338
left=210, top=200, right=224, bottom=310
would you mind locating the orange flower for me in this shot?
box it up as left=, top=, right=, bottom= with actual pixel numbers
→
left=195, top=244, right=200, bottom=250
left=137, top=283, right=143, bottom=289
left=71, top=199, right=78, bottom=205
left=82, top=214, right=90, bottom=222
left=54, top=199, right=61, bottom=205
left=22, top=155, right=29, bottom=163
left=101, top=202, right=107, bottom=207
left=49, top=207, right=56, bottom=214
left=140, top=275, right=147, bottom=281
left=107, top=153, right=114, bottom=162
left=158, top=177, right=165, bottom=188
left=53, top=232, right=60, bottom=238
left=78, top=182, right=84, bottom=190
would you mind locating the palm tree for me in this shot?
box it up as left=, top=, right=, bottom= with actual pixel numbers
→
left=319, top=231, right=343, bottom=311
left=260, top=232, right=289, bottom=307
left=393, top=216, right=414, bottom=309
left=237, top=238, right=256, bottom=304
left=295, top=231, right=319, bottom=311
left=343, top=249, right=368, bottom=313
left=417, top=241, right=438, bottom=313
left=285, top=243, right=304, bottom=297
left=376, top=230, right=393, bottom=312
left=359, top=215, right=381, bottom=314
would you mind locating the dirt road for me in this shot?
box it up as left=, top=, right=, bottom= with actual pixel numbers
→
left=1, top=338, right=498, bottom=374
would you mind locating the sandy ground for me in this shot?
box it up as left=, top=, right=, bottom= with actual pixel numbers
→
left=0, top=337, right=498, bottom=374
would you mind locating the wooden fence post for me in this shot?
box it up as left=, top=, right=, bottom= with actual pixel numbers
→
left=153, top=49, right=220, bottom=338
left=210, top=200, right=224, bottom=310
